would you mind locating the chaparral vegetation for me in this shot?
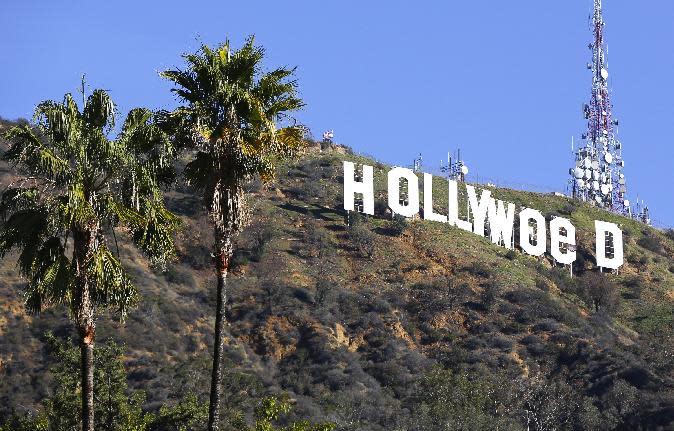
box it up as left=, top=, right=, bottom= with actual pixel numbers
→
left=1, top=38, right=674, bottom=431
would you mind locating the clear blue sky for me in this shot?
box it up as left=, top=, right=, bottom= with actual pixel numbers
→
left=1, top=1, right=672, bottom=227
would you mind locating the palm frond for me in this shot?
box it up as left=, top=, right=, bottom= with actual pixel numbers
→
left=183, top=151, right=216, bottom=192
left=83, top=89, right=116, bottom=131
left=2, top=125, right=70, bottom=182
left=0, top=187, right=39, bottom=221
left=25, top=236, right=72, bottom=313
left=87, top=245, right=137, bottom=316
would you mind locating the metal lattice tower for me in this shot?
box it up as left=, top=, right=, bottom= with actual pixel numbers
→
left=441, top=149, right=469, bottom=182
left=569, top=0, right=629, bottom=215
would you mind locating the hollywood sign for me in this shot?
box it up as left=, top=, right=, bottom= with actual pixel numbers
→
left=343, top=162, right=624, bottom=270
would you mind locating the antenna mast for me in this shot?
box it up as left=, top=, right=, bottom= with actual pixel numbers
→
left=569, top=0, right=628, bottom=214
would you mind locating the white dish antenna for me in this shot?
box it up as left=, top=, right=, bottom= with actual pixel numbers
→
left=573, top=167, right=584, bottom=179
left=460, top=165, right=469, bottom=175
left=600, top=68, right=609, bottom=80
left=604, top=153, right=613, bottom=164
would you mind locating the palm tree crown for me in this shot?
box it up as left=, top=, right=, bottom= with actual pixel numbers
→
left=161, top=36, right=305, bottom=238
left=1, top=90, right=178, bottom=315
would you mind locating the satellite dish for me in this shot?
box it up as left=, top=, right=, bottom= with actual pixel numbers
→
left=592, top=170, right=600, bottom=180
left=577, top=179, right=586, bottom=188
left=601, top=68, right=609, bottom=80
left=623, top=199, right=630, bottom=207
left=620, top=185, right=627, bottom=193
left=618, top=178, right=625, bottom=185
left=585, top=169, right=592, bottom=179
left=592, top=180, right=600, bottom=191
left=573, top=168, right=584, bottom=179
left=591, top=160, right=599, bottom=170
left=604, top=153, right=613, bottom=164
left=595, top=196, right=603, bottom=204
left=460, top=165, right=469, bottom=175
left=601, top=184, right=610, bottom=195
left=583, top=158, right=591, bottom=168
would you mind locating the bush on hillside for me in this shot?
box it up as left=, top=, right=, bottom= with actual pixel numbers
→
left=577, top=271, right=620, bottom=315
left=638, top=233, right=666, bottom=256
left=481, top=281, right=502, bottom=313
left=348, top=223, right=375, bottom=259
left=388, top=214, right=409, bottom=236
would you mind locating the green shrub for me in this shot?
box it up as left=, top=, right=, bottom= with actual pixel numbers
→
left=466, top=261, right=493, bottom=278
left=638, top=234, right=665, bottom=255
left=481, top=281, right=502, bottom=313
left=0, top=334, right=207, bottom=431
left=577, top=272, right=620, bottom=315
left=388, top=214, right=409, bottom=236
left=249, top=221, right=275, bottom=261
left=348, top=224, right=375, bottom=259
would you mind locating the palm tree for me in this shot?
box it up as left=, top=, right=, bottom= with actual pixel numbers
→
left=0, top=88, right=179, bottom=431
left=160, top=37, right=305, bottom=430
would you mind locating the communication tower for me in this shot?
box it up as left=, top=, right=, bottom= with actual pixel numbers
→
left=442, top=149, right=469, bottom=182
left=322, top=130, right=335, bottom=143
left=413, top=153, right=423, bottom=173
left=569, top=0, right=628, bottom=215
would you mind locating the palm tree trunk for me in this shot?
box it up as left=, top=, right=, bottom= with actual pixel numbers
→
left=73, top=226, right=97, bottom=431
left=208, top=243, right=231, bottom=431
left=80, top=327, right=95, bottom=431
left=207, top=175, right=244, bottom=431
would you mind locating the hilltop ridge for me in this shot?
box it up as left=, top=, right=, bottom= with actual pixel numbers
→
left=1, top=127, right=673, bottom=429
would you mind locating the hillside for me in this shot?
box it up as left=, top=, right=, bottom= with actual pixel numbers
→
left=1, top=118, right=674, bottom=430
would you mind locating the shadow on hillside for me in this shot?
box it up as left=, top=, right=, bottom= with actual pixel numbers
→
left=278, top=202, right=347, bottom=228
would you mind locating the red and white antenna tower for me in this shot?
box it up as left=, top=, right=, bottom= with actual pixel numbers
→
left=570, top=0, right=629, bottom=215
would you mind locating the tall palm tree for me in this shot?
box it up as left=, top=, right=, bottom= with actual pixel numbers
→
left=0, top=88, right=179, bottom=431
left=160, top=37, right=305, bottom=430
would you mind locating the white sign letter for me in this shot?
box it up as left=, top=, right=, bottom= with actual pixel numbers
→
left=343, top=161, right=374, bottom=215
left=388, top=167, right=419, bottom=218
left=595, top=221, right=624, bottom=270
left=550, top=217, right=576, bottom=265
left=423, top=173, right=447, bottom=223
left=487, top=199, right=516, bottom=248
left=447, top=180, right=472, bottom=232
left=466, top=185, right=492, bottom=237
left=519, top=208, right=546, bottom=256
